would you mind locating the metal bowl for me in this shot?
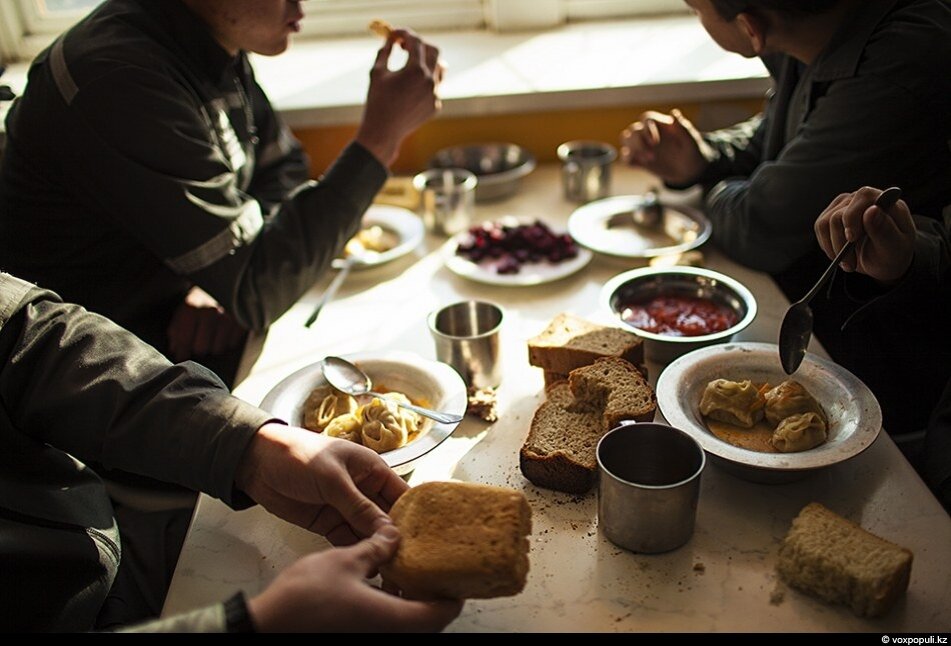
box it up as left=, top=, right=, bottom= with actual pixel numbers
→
left=601, top=266, right=757, bottom=364
left=259, top=351, right=467, bottom=476
left=429, top=143, right=536, bottom=202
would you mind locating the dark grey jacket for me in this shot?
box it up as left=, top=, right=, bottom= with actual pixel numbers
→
left=0, top=0, right=386, bottom=356
left=688, top=0, right=951, bottom=274
left=0, top=272, right=271, bottom=631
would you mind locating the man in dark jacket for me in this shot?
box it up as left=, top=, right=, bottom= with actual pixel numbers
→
left=0, top=0, right=442, bottom=382
left=620, top=0, right=951, bottom=432
left=0, top=271, right=461, bottom=631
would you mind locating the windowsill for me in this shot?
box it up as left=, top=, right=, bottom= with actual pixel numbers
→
left=251, top=14, right=769, bottom=127
left=1, top=14, right=770, bottom=134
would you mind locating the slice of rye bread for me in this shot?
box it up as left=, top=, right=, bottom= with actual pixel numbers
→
left=528, top=313, right=644, bottom=375
left=380, top=481, right=532, bottom=599
left=520, top=382, right=605, bottom=494
left=777, top=502, right=913, bottom=617
left=568, top=357, right=656, bottom=430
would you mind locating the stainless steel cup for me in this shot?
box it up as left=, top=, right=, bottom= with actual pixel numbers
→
left=557, top=140, right=617, bottom=203
left=427, top=301, right=503, bottom=389
left=597, top=421, right=705, bottom=553
left=413, top=168, right=478, bottom=236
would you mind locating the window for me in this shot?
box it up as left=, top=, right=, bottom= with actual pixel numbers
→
left=0, top=0, right=686, bottom=63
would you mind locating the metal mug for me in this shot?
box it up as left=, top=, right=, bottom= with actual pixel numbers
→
left=413, top=168, right=478, bottom=236
left=557, top=140, right=617, bottom=203
left=596, top=421, right=705, bottom=553
left=427, top=300, right=503, bottom=389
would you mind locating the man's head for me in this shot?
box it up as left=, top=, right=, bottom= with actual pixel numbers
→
left=685, top=0, right=846, bottom=58
left=182, top=0, right=306, bottom=57
left=706, top=1, right=844, bottom=21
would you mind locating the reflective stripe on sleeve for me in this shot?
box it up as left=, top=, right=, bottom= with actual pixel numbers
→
left=164, top=197, right=263, bottom=275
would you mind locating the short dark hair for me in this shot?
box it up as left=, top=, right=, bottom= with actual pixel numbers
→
left=709, top=0, right=844, bottom=21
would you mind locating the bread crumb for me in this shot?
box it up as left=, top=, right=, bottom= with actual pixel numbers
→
left=769, top=584, right=785, bottom=606
left=466, top=386, right=498, bottom=422
left=693, top=562, right=705, bottom=574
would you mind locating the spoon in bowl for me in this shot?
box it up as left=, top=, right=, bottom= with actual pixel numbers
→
left=778, top=186, right=902, bottom=374
left=321, top=356, right=465, bottom=425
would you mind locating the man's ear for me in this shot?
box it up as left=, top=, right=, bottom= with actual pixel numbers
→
left=735, top=11, right=768, bottom=54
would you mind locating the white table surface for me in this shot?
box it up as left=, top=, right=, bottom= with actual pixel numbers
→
left=162, top=165, right=951, bottom=632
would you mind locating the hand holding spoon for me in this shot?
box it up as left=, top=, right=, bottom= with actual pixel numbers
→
left=778, top=187, right=902, bottom=375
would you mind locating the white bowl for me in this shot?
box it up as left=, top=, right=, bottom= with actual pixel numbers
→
left=259, top=351, right=467, bottom=475
left=656, top=342, right=882, bottom=483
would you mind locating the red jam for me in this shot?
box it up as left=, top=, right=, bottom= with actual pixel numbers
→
left=620, top=295, right=738, bottom=337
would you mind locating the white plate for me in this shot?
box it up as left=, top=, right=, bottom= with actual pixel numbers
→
left=332, top=204, right=425, bottom=270
left=656, top=342, right=881, bottom=482
left=568, top=195, right=711, bottom=259
left=444, top=217, right=593, bottom=287
left=259, top=351, right=467, bottom=475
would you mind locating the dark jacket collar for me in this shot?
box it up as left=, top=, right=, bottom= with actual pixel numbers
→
left=811, top=0, right=900, bottom=81
left=133, top=0, right=237, bottom=83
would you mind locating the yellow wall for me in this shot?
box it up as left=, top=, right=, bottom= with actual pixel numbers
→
left=295, top=97, right=764, bottom=176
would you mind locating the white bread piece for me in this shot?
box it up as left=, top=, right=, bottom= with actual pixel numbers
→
left=381, top=481, right=532, bottom=599
left=528, top=313, right=644, bottom=375
left=777, top=502, right=913, bottom=617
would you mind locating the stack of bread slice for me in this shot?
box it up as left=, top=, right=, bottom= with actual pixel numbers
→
left=521, top=356, right=656, bottom=494
left=527, top=312, right=645, bottom=386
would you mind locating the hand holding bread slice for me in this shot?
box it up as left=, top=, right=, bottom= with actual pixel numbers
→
left=381, top=481, right=532, bottom=599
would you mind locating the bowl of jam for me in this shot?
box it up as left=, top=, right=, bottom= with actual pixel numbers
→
left=601, top=266, right=757, bottom=364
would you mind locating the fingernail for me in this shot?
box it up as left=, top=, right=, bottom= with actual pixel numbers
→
left=377, top=524, right=400, bottom=541
left=844, top=227, right=854, bottom=242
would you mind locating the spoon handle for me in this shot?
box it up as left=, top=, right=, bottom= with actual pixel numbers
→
left=801, top=187, right=902, bottom=305
left=368, top=391, right=464, bottom=425
left=305, top=256, right=355, bottom=328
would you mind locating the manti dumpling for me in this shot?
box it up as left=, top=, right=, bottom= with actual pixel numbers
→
left=771, top=412, right=827, bottom=453
left=360, top=397, right=409, bottom=453
left=699, top=379, right=766, bottom=428
left=302, top=385, right=357, bottom=433
left=381, top=392, right=422, bottom=436
left=325, top=412, right=362, bottom=444
left=764, top=380, right=826, bottom=427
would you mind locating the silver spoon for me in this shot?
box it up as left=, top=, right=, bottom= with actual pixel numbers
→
left=632, top=187, right=663, bottom=228
left=321, top=356, right=465, bottom=425
left=778, top=186, right=902, bottom=374
left=304, top=255, right=356, bottom=328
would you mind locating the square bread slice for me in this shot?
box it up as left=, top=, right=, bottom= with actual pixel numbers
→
left=777, top=502, right=913, bottom=617
left=528, top=313, right=644, bottom=375
left=381, top=481, right=532, bottom=599
left=568, top=357, right=656, bottom=431
left=520, top=382, right=605, bottom=494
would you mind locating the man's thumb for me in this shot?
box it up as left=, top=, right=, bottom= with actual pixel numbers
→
left=348, top=524, right=401, bottom=575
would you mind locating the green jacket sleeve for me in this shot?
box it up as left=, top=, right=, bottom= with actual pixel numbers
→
left=0, top=273, right=272, bottom=506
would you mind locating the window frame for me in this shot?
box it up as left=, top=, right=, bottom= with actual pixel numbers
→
left=0, top=0, right=688, bottom=63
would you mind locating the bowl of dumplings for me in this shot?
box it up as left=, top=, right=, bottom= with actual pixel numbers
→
left=655, top=342, right=882, bottom=483
left=260, top=351, right=468, bottom=475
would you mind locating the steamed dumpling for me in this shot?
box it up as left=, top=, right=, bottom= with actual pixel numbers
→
left=381, top=392, right=422, bottom=436
left=360, top=398, right=408, bottom=453
left=771, top=412, right=827, bottom=452
left=764, top=380, right=825, bottom=427
left=324, top=412, right=362, bottom=444
left=699, top=379, right=766, bottom=428
left=302, top=385, right=357, bottom=433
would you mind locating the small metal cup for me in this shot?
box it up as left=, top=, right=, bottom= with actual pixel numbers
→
left=557, top=140, right=617, bottom=203
left=427, top=301, right=503, bottom=389
left=597, top=421, right=705, bottom=553
left=413, top=168, right=478, bottom=236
